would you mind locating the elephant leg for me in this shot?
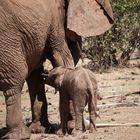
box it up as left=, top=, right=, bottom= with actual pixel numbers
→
left=26, top=67, right=51, bottom=133
left=88, top=101, right=97, bottom=132
left=72, top=96, right=85, bottom=136
left=51, top=42, right=74, bottom=67
left=2, top=88, right=31, bottom=140
left=57, top=93, right=69, bottom=136
left=69, top=100, right=75, bottom=120
left=0, top=55, right=31, bottom=139
left=48, top=27, right=74, bottom=68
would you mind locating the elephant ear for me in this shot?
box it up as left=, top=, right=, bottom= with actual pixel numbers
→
left=67, top=0, right=114, bottom=37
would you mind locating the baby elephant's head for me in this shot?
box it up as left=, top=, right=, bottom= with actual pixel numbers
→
left=44, top=66, right=66, bottom=90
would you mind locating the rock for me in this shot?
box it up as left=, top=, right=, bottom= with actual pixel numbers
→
left=2, top=102, right=5, bottom=105
left=48, top=102, right=52, bottom=105
left=104, top=129, right=109, bottom=133
left=111, top=118, right=115, bottom=121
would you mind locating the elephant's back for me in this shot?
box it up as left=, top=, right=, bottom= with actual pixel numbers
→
left=0, top=0, right=52, bottom=35
left=64, top=68, right=88, bottom=90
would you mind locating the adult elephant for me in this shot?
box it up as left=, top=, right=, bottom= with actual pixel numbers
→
left=0, top=0, right=113, bottom=139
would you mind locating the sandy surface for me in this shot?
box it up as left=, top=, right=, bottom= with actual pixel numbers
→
left=0, top=59, right=140, bottom=140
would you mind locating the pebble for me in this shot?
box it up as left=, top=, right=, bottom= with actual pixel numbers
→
left=104, top=129, right=109, bottom=133
left=2, top=102, right=5, bottom=105
left=48, top=102, right=52, bottom=105
left=111, top=118, right=115, bottom=121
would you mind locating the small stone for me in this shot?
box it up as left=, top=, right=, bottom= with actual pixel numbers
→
left=48, top=102, right=52, bottom=105
left=26, top=89, right=29, bottom=93
left=131, top=78, right=135, bottom=80
left=82, top=134, right=88, bottom=139
left=41, top=134, right=48, bottom=138
left=111, top=118, right=115, bottom=121
left=113, top=112, right=119, bottom=114
left=104, top=129, right=109, bottom=133
left=134, top=98, right=139, bottom=103
left=2, top=102, right=5, bottom=105
left=65, top=133, right=69, bottom=137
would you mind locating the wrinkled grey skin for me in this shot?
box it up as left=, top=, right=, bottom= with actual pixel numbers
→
left=0, top=1, right=82, bottom=139
left=46, top=66, right=98, bottom=136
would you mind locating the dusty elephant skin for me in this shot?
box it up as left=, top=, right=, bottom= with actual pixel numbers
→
left=0, top=0, right=113, bottom=139
left=46, top=66, right=98, bottom=136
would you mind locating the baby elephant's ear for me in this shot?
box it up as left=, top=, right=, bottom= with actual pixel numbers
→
left=67, top=0, right=114, bottom=37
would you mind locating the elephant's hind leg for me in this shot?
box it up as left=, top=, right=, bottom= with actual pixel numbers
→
left=27, top=67, right=51, bottom=134
left=72, top=94, right=86, bottom=136
left=88, top=99, right=97, bottom=132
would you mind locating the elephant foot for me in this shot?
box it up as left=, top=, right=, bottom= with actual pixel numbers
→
left=2, top=125, right=31, bottom=140
left=56, top=128, right=64, bottom=137
left=29, top=121, right=54, bottom=134
left=29, top=122, right=45, bottom=133
left=71, top=128, right=83, bottom=136
left=89, top=125, right=96, bottom=133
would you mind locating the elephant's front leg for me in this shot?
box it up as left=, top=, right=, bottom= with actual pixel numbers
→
left=27, top=67, right=51, bottom=133
left=2, top=89, right=31, bottom=140
left=57, top=92, right=69, bottom=136
left=49, top=28, right=74, bottom=68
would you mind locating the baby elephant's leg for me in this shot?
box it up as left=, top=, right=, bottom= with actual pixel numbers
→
left=58, top=92, right=69, bottom=136
left=88, top=94, right=97, bottom=132
left=72, top=94, right=86, bottom=135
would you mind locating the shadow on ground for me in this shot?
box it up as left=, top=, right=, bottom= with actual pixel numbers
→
left=0, top=127, right=7, bottom=139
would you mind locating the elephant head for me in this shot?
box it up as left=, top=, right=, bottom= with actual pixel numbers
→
left=46, top=66, right=67, bottom=90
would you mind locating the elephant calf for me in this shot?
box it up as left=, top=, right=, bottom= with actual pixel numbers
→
left=44, top=66, right=99, bottom=135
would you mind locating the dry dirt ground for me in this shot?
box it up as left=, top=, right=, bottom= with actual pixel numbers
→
left=0, top=59, right=140, bottom=140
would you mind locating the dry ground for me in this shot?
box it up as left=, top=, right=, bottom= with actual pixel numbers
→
left=0, top=59, right=140, bottom=140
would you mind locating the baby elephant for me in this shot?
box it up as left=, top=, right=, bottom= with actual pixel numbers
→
left=45, top=66, right=99, bottom=135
